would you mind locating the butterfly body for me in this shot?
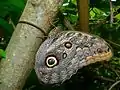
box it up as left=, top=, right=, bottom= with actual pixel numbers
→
left=35, top=31, right=113, bottom=85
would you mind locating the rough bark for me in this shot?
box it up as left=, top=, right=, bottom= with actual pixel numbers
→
left=77, top=0, right=89, bottom=32
left=0, top=0, right=63, bottom=90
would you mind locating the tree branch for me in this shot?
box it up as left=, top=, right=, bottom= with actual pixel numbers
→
left=0, top=0, right=63, bottom=90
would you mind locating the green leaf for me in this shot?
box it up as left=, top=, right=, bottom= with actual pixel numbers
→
left=67, top=14, right=78, bottom=23
left=0, top=18, right=14, bottom=35
left=90, top=0, right=110, bottom=12
left=115, top=13, right=120, bottom=20
left=0, top=0, right=25, bottom=25
left=0, top=49, right=6, bottom=58
left=8, top=0, right=25, bottom=10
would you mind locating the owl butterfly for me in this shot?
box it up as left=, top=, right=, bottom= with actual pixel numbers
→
left=35, top=31, right=113, bottom=85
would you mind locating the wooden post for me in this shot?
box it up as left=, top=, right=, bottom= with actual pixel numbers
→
left=77, top=0, right=89, bottom=32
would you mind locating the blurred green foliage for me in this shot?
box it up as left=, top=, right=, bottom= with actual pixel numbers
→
left=0, top=0, right=120, bottom=90
left=0, top=0, right=26, bottom=59
left=0, top=49, right=6, bottom=59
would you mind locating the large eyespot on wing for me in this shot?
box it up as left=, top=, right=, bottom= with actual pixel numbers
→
left=45, top=55, right=59, bottom=68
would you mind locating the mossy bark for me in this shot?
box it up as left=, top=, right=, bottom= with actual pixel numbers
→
left=0, top=0, right=63, bottom=90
